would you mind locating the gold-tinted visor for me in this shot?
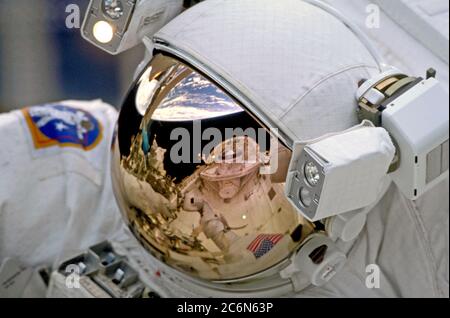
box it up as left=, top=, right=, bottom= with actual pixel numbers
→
left=112, top=54, right=314, bottom=281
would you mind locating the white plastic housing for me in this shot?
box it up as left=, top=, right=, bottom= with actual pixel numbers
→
left=286, top=123, right=396, bottom=222
left=82, top=0, right=183, bottom=55
left=382, top=78, right=449, bottom=199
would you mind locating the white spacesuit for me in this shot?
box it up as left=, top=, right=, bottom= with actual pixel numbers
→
left=0, top=0, right=448, bottom=298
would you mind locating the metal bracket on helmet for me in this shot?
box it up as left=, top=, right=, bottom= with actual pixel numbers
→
left=280, top=234, right=347, bottom=290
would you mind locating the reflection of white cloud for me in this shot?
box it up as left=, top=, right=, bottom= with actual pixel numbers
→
left=160, top=94, right=238, bottom=109
left=153, top=106, right=243, bottom=122
left=152, top=72, right=243, bottom=121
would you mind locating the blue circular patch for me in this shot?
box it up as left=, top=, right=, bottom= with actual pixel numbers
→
left=25, top=104, right=102, bottom=150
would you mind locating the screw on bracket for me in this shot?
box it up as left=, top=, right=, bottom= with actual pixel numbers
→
left=426, top=68, right=437, bottom=79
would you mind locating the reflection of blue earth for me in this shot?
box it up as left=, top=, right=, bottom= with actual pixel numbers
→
left=152, top=72, right=243, bottom=122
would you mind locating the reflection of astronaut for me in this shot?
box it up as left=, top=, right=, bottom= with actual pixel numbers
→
left=183, top=189, right=239, bottom=252
left=29, top=106, right=94, bottom=140
left=183, top=137, right=263, bottom=252
left=201, top=136, right=262, bottom=200
left=181, top=136, right=291, bottom=260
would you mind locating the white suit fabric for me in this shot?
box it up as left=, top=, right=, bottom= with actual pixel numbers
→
left=0, top=0, right=448, bottom=298
left=0, top=100, right=124, bottom=268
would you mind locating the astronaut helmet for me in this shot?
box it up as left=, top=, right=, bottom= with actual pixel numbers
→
left=110, top=0, right=382, bottom=289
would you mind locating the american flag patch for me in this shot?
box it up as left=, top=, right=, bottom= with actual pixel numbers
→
left=247, top=234, right=284, bottom=259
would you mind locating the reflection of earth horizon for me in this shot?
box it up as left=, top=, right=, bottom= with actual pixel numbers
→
left=151, top=71, right=244, bottom=122
left=152, top=106, right=244, bottom=122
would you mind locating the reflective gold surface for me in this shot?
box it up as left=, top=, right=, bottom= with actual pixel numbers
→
left=112, top=54, right=315, bottom=281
